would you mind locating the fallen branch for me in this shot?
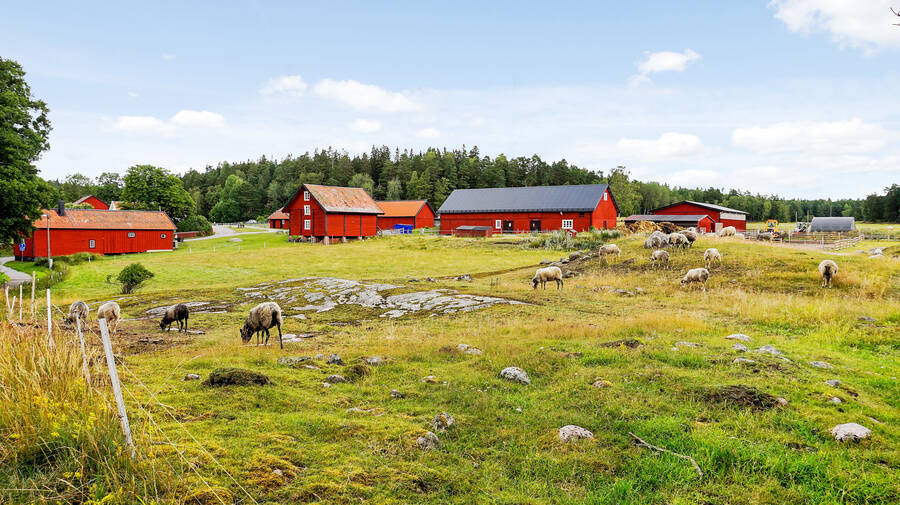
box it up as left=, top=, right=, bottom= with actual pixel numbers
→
left=628, top=432, right=703, bottom=478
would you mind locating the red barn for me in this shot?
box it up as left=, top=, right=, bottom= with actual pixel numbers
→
left=22, top=204, right=175, bottom=259
left=73, top=195, right=109, bottom=210
left=267, top=207, right=289, bottom=229
left=624, top=214, right=716, bottom=233
left=437, top=184, right=618, bottom=234
left=376, top=200, right=435, bottom=230
left=649, top=201, right=748, bottom=232
left=284, top=184, right=383, bottom=241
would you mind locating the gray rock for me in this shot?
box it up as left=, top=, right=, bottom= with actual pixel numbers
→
left=183, top=373, right=201, bottom=381
left=756, top=345, right=783, bottom=356
left=825, top=379, right=842, bottom=388
left=857, top=316, right=876, bottom=322
left=675, top=341, right=700, bottom=348
left=432, top=413, right=455, bottom=432
left=276, top=356, right=311, bottom=368
left=568, top=252, right=581, bottom=260
left=390, top=389, right=404, bottom=399
left=417, top=431, right=439, bottom=450
left=777, top=397, right=789, bottom=406
left=272, top=468, right=283, bottom=477
left=456, top=344, right=470, bottom=352
left=614, top=289, right=634, bottom=296
left=558, top=425, right=594, bottom=443
left=464, top=347, right=483, bottom=355
left=314, top=353, right=325, bottom=360
left=831, top=423, right=870, bottom=441
left=325, top=374, right=347, bottom=384
left=364, top=356, right=385, bottom=366
left=327, top=354, right=344, bottom=365
left=540, top=259, right=552, bottom=265
left=732, top=343, right=749, bottom=352
left=828, top=397, right=843, bottom=404
left=809, top=361, right=833, bottom=369
left=321, top=382, right=331, bottom=388
left=425, top=277, right=436, bottom=282
left=421, top=375, right=438, bottom=384
left=302, top=364, right=319, bottom=370
left=733, top=357, right=756, bottom=365
left=456, top=274, right=472, bottom=282
left=634, top=287, right=646, bottom=295
left=500, top=366, right=531, bottom=385
left=725, top=333, right=752, bottom=342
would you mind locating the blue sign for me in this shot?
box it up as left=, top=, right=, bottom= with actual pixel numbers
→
left=18, top=243, right=25, bottom=252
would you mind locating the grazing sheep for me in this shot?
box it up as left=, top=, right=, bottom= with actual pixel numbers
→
left=718, top=226, right=736, bottom=237
left=65, top=301, right=89, bottom=325
left=97, top=301, right=120, bottom=333
left=704, top=248, right=722, bottom=269
left=757, top=231, right=775, bottom=241
left=532, top=266, right=564, bottom=290
left=160, top=303, right=189, bottom=332
left=681, top=268, right=710, bottom=292
left=818, top=260, right=838, bottom=288
left=668, top=233, right=689, bottom=249
left=241, top=302, right=284, bottom=348
left=644, top=233, right=667, bottom=249
left=650, top=249, right=669, bottom=269
left=682, top=230, right=699, bottom=245
left=597, top=244, right=621, bottom=263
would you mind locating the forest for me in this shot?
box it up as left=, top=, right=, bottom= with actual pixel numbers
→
left=48, top=146, right=900, bottom=227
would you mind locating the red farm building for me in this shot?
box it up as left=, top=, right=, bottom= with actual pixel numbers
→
left=73, top=195, right=109, bottom=210
left=649, top=201, right=748, bottom=232
left=267, top=207, right=290, bottom=229
left=21, top=203, right=175, bottom=259
left=376, top=200, right=435, bottom=231
left=284, top=184, right=383, bottom=241
left=437, top=184, right=618, bottom=235
left=624, top=214, right=716, bottom=233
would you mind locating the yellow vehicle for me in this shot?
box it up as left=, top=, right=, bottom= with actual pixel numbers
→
left=765, top=219, right=778, bottom=233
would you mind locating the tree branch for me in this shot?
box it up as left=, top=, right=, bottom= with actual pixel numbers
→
left=629, top=432, right=703, bottom=478
left=893, top=7, right=900, bottom=26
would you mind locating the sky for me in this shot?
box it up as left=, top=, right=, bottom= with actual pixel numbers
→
left=2, top=0, right=900, bottom=199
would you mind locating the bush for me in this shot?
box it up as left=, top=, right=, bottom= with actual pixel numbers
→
left=110, top=263, right=154, bottom=294
left=177, top=215, right=213, bottom=236
left=256, top=215, right=269, bottom=223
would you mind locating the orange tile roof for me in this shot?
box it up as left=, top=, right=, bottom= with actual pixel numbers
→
left=267, top=207, right=289, bottom=220
left=305, top=184, right=383, bottom=214
left=33, top=209, right=176, bottom=230
left=376, top=200, right=428, bottom=217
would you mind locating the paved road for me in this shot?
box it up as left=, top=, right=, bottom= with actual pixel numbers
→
left=0, top=257, right=33, bottom=287
left=184, top=225, right=280, bottom=242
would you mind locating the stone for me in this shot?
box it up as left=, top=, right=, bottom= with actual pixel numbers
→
left=634, top=287, right=646, bottom=295
left=425, top=277, right=436, bottom=282
left=828, top=397, right=843, bottom=404
left=675, top=341, right=700, bottom=348
left=202, top=368, right=270, bottom=387
left=756, top=345, right=783, bottom=356
left=825, top=379, right=842, bottom=388
left=500, top=367, right=531, bottom=385
left=364, top=356, right=385, bottom=366
left=432, top=413, right=455, bottom=432
left=456, top=274, right=472, bottom=282
left=390, top=389, right=404, bottom=398
left=327, top=354, right=344, bottom=365
left=592, top=379, right=612, bottom=388
left=456, top=343, right=470, bottom=352
left=809, top=361, right=833, bottom=369
left=464, top=347, right=483, bottom=355
left=558, top=425, right=594, bottom=443
left=272, top=468, right=283, bottom=477
left=302, top=364, right=319, bottom=370
left=314, top=353, right=325, bottom=360
left=324, top=374, right=347, bottom=384
left=733, top=357, right=756, bottom=365
left=421, top=375, right=438, bottom=384
left=417, top=431, right=440, bottom=450
left=321, top=382, right=331, bottom=388
left=183, top=373, right=201, bottom=381
left=540, top=259, right=552, bottom=265
left=346, top=407, right=376, bottom=414
left=725, top=333, right=752, bottom=342
left=276, top=356, right=312, bottom=368
left=776, top=397, right=789, bottom=406
left=831, top=423, right=870, bottom=441
left=732, top=343, right=749, bottom=352
left=857, top=316, right=876, bottom=322
left=568, top=252, right=581, bottom=260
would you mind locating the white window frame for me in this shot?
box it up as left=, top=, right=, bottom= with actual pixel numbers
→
left=304, top=219, right=311, bottom=230
left=603, top=192, right=608, bottom=200
left=127, top=232, right=136, bottom=238
left=562, top=219, right=574, bottom=230
left=160, top=233, right=166, bottom=239
left=89, top=239, right=96, bottom=249
left=304, top=205, right=311, bottom=215
left=495, top=219, right=501, bottom=229
left=303, top=190, right=310, bottom=201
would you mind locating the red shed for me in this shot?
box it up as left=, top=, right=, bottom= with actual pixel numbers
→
left=267, top=207, right=290, bottom=229
left=284, top=184, right=383, bottom=241
left=649, top=200, right=748, bottom=232
left=376, top=200, right=435, bottom=230
left=22, top=204, right=175, bottom=259
left=73, top=195, right=109, bottom=210
left=437, top=184, right=618, bottom=235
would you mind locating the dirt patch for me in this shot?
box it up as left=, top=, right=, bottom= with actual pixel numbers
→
left=703, top=385, right=779, bottom=410
left=600, top=339, right=643, bottom=349
left=202, top=367, right=270, bottom=387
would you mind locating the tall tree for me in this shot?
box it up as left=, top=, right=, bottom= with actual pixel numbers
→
left=0, top=57, right=57, bottom=245
left=121, top=165, right=195, bottom=220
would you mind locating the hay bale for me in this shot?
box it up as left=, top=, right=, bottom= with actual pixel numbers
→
left=202, top=367, right=270, bottom=387
left=658, top=221, right=681, bottom=234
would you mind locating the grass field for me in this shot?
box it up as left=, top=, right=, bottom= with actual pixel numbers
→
left=2, top=232, right=899, bottom=504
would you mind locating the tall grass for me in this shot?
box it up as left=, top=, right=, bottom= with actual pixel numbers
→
left=525, top=229, right=622, bottom=251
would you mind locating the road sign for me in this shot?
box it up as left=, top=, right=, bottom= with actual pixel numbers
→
left=18, top=243, right=25, bottom=252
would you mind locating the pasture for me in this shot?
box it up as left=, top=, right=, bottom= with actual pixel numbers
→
left=2, top=232, right=899, bottom=504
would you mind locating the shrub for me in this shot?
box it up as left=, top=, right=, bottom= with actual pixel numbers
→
left=524, top=229, right=622, bottom=251
left=111, top=263, right=154, bottom=294
left=176, top=215, right=213, bottom=236
left=256, top=215, right=269, bottom=223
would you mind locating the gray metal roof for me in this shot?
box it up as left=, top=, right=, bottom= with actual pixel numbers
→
left=624, top=214, right=711, bottom=223
left=651, top=200, right=748, bottom=215
left=809, top=217, right=856, bottom=232
left=438, top=184, right=614, bottom=214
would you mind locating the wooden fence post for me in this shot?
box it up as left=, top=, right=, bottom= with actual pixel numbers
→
left=76, top=314, right=91, bottom=386
left=99, top=317, right=135, bottom=458
left=46, top=289, right=53, bottom=349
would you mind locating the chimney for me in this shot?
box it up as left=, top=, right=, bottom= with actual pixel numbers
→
left=57, top=200, right=65, bottom=216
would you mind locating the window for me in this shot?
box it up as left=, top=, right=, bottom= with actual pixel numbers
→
left=89, top=240, right=95, bottom=249
left=127, top=232, right=135, bottom=238
left=579, top=212, right=585, bottom=217
left=304, top=205, right=311, bottom=215
left=562, top=219, right=574, bottom=229
left=303, top=190, right=310, bottom=201
left=304, top=219, right=311, bottom=230
left=160, top=233, right=166, bottom=239
left=603, top=192, right=608, bottom=200
left=495, top=219, right=501, bottom=229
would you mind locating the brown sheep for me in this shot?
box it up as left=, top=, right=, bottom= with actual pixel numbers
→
left=241, top=302, right=284, bottom=348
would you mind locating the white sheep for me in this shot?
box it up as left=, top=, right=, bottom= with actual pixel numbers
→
left=241, top=301, right=284, bottom=348
left=818, top=259, right=838, bottom=288
left=65, top=301, right=89, bottom=325
left=532, top=266, right=563, bottom=290
left=97, top=301, right=121, bottom=333
left=704, top=248, right=722, bottom=269
left=668, top=233, right=689, bottom=250
left=597, top=244, right=621, bottom=263
left=681, top=268, right=710, bottom=292
left=650, top=249, right=669, bottom=269
left=718, top=226, right=736, bottom=237
left=644, top=234, right=667, bottom=249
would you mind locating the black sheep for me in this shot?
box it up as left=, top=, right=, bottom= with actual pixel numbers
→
left=160, top=303, right=189, bottom=332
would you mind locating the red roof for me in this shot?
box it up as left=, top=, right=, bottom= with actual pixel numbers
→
left=376, top=200, right=430, bottom=217
left=267, top=207, right=289, bottom=220
left=288, top=184, right=383, bottom=214
left=33, top=209, right=176, bottom=230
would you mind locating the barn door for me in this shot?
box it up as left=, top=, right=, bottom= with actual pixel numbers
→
left=503, top=220, right=514, bottom=232
left=529, top=220, right=541, bottom=232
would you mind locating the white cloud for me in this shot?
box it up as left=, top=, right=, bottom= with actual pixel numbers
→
left=171, top=110, right=226, bottom=129
left=414, top=127, right=440, bottom=139
left=313, top=78, right=420, bottom=112
left=631, top=49, right=701, bottom=85
left=616, top=132, right=704, bottom=161
left=769, top=0, right=900, bottom=53
left=259, top=75, right=308, bottom=96
left=162, top=53, right=176, bottom=61
left=127, top=91, right=139, bottom=99
left=111, top=115, right=175, bottom=136
left=348, top=118, right=382, bottom=133
left=732, top=118, right=893, bottom=154
left=665, top=169, right=722, bottom=187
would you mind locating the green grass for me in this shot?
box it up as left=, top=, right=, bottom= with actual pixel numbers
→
left=4, top=260, right=51, bottom=280
left=4, top=232, right=899, bottom=504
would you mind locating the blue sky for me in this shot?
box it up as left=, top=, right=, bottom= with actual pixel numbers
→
left=3, top=0, right=899, bottom=198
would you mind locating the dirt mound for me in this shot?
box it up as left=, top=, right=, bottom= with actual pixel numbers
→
left=202, top=367, right=270, bottom=387
left=600, top=338, right=643, bottom=349
left=704, top=385, right=779, bottom=410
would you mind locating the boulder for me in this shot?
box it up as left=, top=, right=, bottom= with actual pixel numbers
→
left=558, top=425, right=594, bottom=443
left=202, top=368, right=270, bottom=387
left=831, top=423, right=870, bottom=441
left=733, top=357, right=756, bottom=365
left=857, top=316, right=876, bottom=322
left=417, top=431, right=440, bottom=450
left=326, top=354, right=344, bottom=365
left=592, top=379, right=612, bottom=388
left=809, top=361, right=833, bottom=369
left=432, top=413, right=455, bottom=432
left=675, top=341, right=700, bottom=348
left=390, top=389, right=404, bottom=399
left=183, top=373, right=201, bottom=381
left=364, top=356, right=385, bottom=366
left=276, top=356, right=311, bottom=368
left=825, top=379, right=842, bottom=388
left=732, top=343, right=749, bottom=352
left=500, top=367, right=531, bottom=385
left=828, top=397, right=843, bottom=404
left=421, top=375, right=438, bottom=384
left=756, top=345, right=783, bottom=356
left=725, top=333, right=752, bottom=342
left=324, top=374, right=347, bottom=384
